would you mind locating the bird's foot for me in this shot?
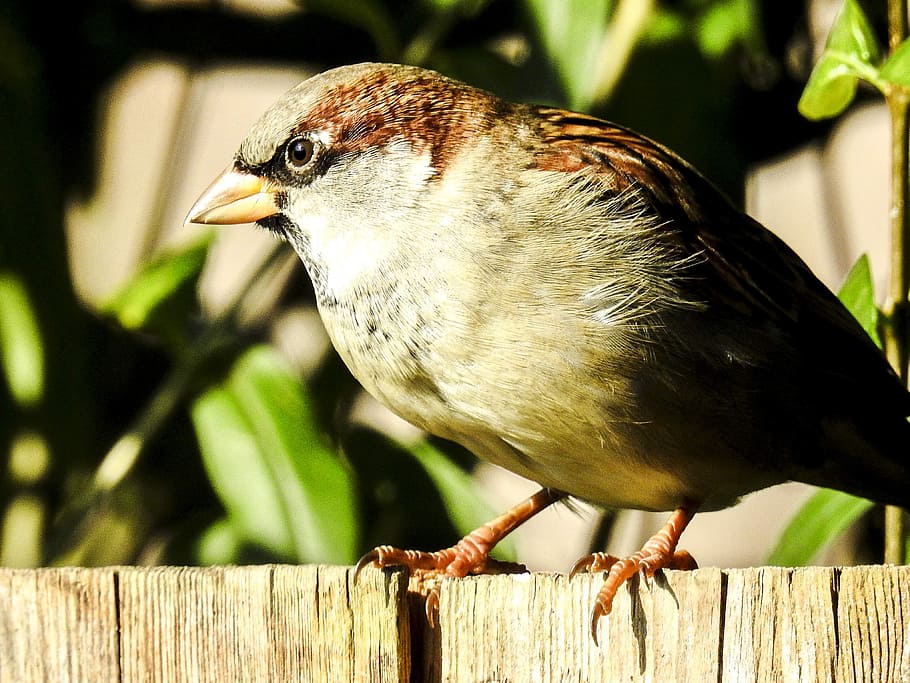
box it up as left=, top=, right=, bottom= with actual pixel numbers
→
left=354, top=487, right=564, bottom=625
left=570, top=505, right=698, bottom=644
left=354, top=542, right=527, bottom=580
left=354, top=540, right=528, bottom=626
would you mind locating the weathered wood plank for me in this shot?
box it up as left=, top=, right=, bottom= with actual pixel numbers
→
left=2, top=565, right=910, bottom=682
left=722, top=566, right=839, bottom=682
left=0, top=565, right=408, bottom=683
left=836, top=565, right=910, bottom=682
left=432, top=565, right=910, bottom=683
left=434, top=568, right=725, bottom=682
left=118, top=565, right=409, bottom=682
left=0, top=567, right=119, bottom=683
left=271, top=564, right=410, bottom=681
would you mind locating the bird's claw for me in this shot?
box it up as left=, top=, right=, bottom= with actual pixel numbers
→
left=425, top=587, right=441, bottom=628
left=569, top=552, right=620, bottom=577
left=354, top=541, right=529, bottom=630
left=353, top=548, right=382, bottom=582
left=573, top=506, right=701, bottom=644
left=590, top=601, right=608, bottom=645
left=354, top=544, right=450, bottom=583
left=639, top=566, right=653, bottom=591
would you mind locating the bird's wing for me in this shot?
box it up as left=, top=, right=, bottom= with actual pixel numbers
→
left=529, top=106, right=909, bottom=412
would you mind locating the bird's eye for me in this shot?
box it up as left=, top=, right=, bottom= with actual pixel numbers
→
left=286, top=137, right=315, bottom=169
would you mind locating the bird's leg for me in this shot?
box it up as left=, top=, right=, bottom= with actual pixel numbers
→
left=570, top=504, right=698, bottom=642
left=356, top=487, right=564, bottom=578
left=355, top=488, right=565, bottom=621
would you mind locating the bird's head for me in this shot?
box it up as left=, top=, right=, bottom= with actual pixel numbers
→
left=186, top=63, right=510, bottom=250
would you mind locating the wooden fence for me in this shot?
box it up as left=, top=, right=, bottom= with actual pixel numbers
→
left=0, top=565, right=908, bottom=681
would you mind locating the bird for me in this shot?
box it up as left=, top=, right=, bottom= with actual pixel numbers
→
left=188, top=62, right=910, bottom=640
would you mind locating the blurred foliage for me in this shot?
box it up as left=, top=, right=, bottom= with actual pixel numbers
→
left=798, top=0, right=909, bottom=119
left=0, top=0, right=896, bottom=570
left=192, top=344, right=358, bottom=564
left=771, top=0, right=910, bottom=565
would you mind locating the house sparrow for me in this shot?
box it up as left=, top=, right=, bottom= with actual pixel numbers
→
left=188, top=62, right=910, bottom=639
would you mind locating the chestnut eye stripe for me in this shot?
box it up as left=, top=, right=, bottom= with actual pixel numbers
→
left=286, top=72, right=508, bottom=175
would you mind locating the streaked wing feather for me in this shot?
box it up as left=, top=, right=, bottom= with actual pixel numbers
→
left=531, top=106, right=910, bottom=412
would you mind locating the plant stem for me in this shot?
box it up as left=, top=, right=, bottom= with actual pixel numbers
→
left=590, top=0, right=655, bottom=106
left=402, top=0, right=489, bottom=67
left=890, top=0, right=909, bottom=52
left=92, top=240, right=288, bottom=493
left=884, top=0, right=909, bottom=565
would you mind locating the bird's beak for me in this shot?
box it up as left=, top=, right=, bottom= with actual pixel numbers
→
left=186, top=166, right=280, bottom=225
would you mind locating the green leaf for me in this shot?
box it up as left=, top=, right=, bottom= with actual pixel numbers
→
left=525, top=0, right=614, bottom=109
left=798, top=52, right=860, bottom=120
left=191, top=345, right=358, bottom=564
left=641, top=8, right=686, bottom=45
left=825, top=0, right=880, bottom=65
left=103, top=233, right=213, bottom=337
left=880, top=37, right=910, bottom=88
left=423, top=0, right=486, bottom=10
left=767, top=488, right=874, bottom=566
left=195, top=517, right=243, bottom=565
left=837, top=253, right=881, bottom=347
left=0, top=272, right=44, bottom=407
left=797, top=0, right=885, bottom=120
left=193, top=387, right=296, bottom=558
left=408, top=441, right=516, bottom=561
left=696, top=0, right=756, bottom=59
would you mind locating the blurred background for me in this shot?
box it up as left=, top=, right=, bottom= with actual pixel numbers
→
left=0, top=0, right=898, bottom=573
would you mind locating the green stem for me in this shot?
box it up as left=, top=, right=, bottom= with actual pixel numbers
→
left=884, top=0, right=909, bottom=566
left=837, top=51, right=892, bottom=95
left=890, top=0, right=909, bottom=52
left=91, top=324, right=222, bottom=493
left=590, top=0, right=655, bottom=106
left=402, top=0, right=488, bottom=67
left=92, top=240, right=287, bottom=492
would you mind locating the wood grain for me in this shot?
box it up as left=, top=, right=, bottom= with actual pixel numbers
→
left=1, top=565, right=408, bottom=683
left=435, top=568, right=724, bottom=682
left=2, top=565, right=909, bottom=682
left=0, top=567, right=119, bottom=683
left=431, top=565, right=910, bottom=682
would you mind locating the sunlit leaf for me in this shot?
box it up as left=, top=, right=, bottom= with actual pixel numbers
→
left=641, top=8, right=686, bottom=45
left=837, top=253, right=880, bottom=347
left=797, top=0, right=885, bottom=120
left=880, top=37, right=910, bottom=88
left=0, top=494, right=44, bottom=567
left=195, top=517, right=243, bottom=565
left=825, top=0, right=881, bottom=66
left=525, top=0, right=614, bottom=109
left=798, top=52, right=860, bottom=120
left=191, top=345, right=359, bottom=564
left=193, top=387, right=296, bottom=558
left=229, top=347, right=358, bottom=563
left=408, top=441, right=516, bottom=561
left=767, top=488, right=873, bottom=566
left=103, top=233, right=213, bottom=336
left=0, top=271, right=44, bottom=407
left=696, top=0, right=756, bottom=59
